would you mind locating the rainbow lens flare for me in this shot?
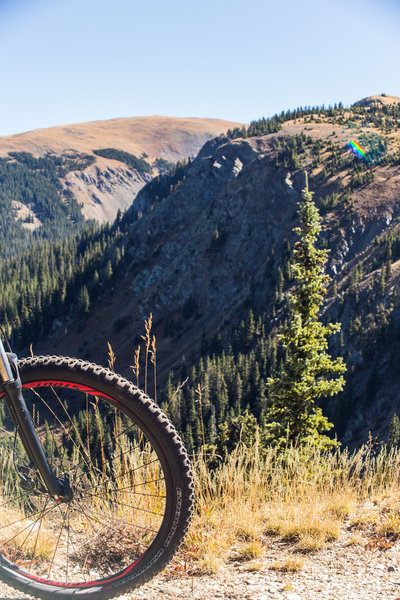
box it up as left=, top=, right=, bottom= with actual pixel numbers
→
left=349, top=140, right=365, bottom=157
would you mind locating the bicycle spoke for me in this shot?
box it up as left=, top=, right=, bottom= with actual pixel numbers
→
left=70, top=499, right=152, bottom=577
left=31, top=509, right=45, bottom=561
left=30, top=388, right=93, bottom=474
left=84, top=493, right=165, bottom=517
left=57, top=508, right=91, bottom=582
left=0, top=492, right=29, bottom=510
left=1, top=503, right=57, bottom=543
left=0, top=499, right=56, bottom=533
left=133, top=477, right=165, bottom=488
left=123, top=490, right=168, bottom=499
left=47, top=503, right=69, bottom=579
left=74, top=497, right=159, bottom=536
left=84, top=467, right=165, bottom=496
left=24, top=496, right=50, bottom=561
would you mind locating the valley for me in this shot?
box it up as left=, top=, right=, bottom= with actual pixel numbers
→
left=2, top=96, right=400, bottom=448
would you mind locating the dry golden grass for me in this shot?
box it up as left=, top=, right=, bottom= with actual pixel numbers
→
left=377, top=512, right=400, bottom=538
left=269, top=556, right=305, bottom=572
left=187, top=440, right=400, bottom=572
left=238, top=541, right=263, bottom=561
left=347, top=532, right=365, bottom=546
left=0, top=503, right=56, bottom=564
left=244, top=561, right=264, bottom=572
left=263, top=497, right=342, bottom=544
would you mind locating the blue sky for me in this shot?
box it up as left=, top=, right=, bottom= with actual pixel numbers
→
left=0, top=0, right=399, bottom=136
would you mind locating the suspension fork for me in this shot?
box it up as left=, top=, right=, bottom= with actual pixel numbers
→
left=0, top=343, right=70, bottom=501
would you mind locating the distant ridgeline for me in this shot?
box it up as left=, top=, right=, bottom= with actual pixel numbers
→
left=0, top=151, right=93, bottom=255
left=227, top=100, right=400, bottom=168
left=227, top=103, right=355, bottom=138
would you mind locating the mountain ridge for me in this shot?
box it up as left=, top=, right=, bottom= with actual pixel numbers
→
left=0, top=116, right=243, bottom=224
left=353, top=93, right=400, bottom=108
left=0, top=115, right=243, bottom=161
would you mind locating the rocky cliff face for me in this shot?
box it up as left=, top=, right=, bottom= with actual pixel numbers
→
left=37, top=134, right=300, bottom=369
left=123, top=136, right=298, bottom=324
left=63, top=158, right=152, bottom=222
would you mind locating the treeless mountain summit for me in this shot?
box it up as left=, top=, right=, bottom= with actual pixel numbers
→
left=353, top=94, right=400, bottom=108
left=0, top=116, right=243, bottom=162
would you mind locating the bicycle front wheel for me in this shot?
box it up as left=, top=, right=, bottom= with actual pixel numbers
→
left=0, top=356, right=194, bottom=600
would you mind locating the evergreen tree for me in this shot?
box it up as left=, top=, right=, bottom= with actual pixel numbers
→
left=265, top=176, right=346, bottom=449
left=78, top=286, right=90, bottom=314
left=387, top=413, right=400, bottom=450
left=216, top=410, right=259, bottom=455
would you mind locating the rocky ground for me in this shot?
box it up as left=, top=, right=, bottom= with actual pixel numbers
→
left=1, top=535, right=399, bottom=600
left=134, top=538, right=400, bottom=600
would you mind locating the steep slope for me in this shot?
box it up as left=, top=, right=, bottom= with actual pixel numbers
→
left=33, top=135, right=296, bottom=362
left=13, top=97, right=400, bottom=446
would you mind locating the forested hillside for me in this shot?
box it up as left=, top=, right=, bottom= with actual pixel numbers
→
left=2, top=95, right=400, bottom=448
left=0, top=152, right=91, bottom=253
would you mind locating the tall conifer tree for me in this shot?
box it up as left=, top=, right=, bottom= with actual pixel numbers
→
left=265, top=176, right=346, bottom=448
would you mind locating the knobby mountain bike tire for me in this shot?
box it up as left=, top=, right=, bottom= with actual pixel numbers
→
left=0, top=355, right=194, bottom=600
